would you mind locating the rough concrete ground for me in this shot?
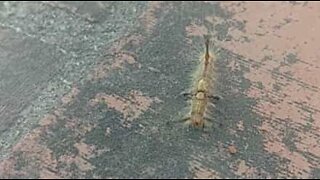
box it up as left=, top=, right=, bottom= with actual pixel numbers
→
left=0, top=1, right=319, bottom=178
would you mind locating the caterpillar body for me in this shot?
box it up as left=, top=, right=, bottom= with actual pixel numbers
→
left=181, top=35, right=221, bottom=129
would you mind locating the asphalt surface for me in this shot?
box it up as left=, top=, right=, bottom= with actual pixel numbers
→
left=0, top=1, right=319, bottom=179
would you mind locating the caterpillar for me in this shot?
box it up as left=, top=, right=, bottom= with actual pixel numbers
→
left=181, top=35, right=221, bottom=130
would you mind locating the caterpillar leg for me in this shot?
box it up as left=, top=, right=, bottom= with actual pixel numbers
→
left=179, top=91, right=194, bottom=100
left=208, top=95, right=223, bottom=104
left=166, top=114, right=192, bottom=128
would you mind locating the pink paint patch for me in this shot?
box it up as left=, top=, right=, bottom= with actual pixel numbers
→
left=186, top=22, right=209, bottom=38
left=139, top=1, right=163, bottom=34
left=61, top=87, right=80, bottom=106
left=220, top=1, right=320, bottom=178
left=90, top=90, right=161, bottom=128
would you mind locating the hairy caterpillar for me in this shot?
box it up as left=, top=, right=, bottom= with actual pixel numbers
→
left=181, top=35, right=221, bottom=130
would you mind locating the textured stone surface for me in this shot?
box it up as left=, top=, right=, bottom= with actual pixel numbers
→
left=0, top=1, right=319, bottom=178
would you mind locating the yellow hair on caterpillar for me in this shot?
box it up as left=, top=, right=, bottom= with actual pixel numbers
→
left=182, top=35, right=220, bottom=130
